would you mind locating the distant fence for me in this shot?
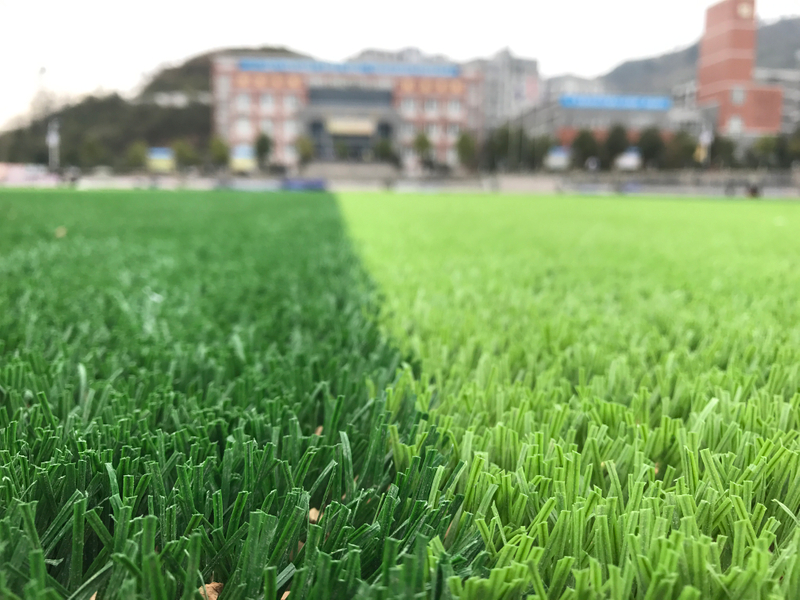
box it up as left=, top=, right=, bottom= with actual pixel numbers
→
left=0, top=163, right=60, bottom=187
left=558, top=170, right=800, bottom=198
left=564, top=170, right=798, bottom=188
left=281, top=178, right=328, bottom=192
left=2, top=166, right=798, bottom=199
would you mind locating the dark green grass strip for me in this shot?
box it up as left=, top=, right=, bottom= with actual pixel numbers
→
left=0, top=191, right=462, bottom=600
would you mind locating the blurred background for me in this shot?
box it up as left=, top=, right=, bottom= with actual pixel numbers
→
left=0, top=0, right=799, bottom=195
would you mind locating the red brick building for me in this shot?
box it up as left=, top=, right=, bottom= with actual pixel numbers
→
left=212, top=55, right=478, bottom=169
left=697, top=0, right=783, bottom=137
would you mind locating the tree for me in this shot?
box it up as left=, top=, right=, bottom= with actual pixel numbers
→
left=664, top=131, right=697, bottom=169
left=456, top=132, right=478, bottom=171
left=492, top=126, right=510, bottom=167
left=413, top=132, right=432, bottom=163
left=295, top=136, right=315, bottom=167
left=506, top=128, right=528, bottom=170
left=709, top=136, right=736, bottom=168
left=125, top=140, right=148, bottom=171
left=0, top=94, right=212, bottom=167
left=209, top=136, right=229, bottom=169
left=528, top=136, right=554, bottom=170
left=481, top=135, right=499, bottom=172
left=79, top=136, right=109, bottom=169
left=604, top=125, right=629, bottom=168
left=571, top=129, right=600, bottom=169
left=774, top=135, right=793, bottom=169
left=751, top=136, right=777, bottom=168
left=373, top=138, right=398, bottom=165
left=254, top=134, right=271, bottom=169
left=172, top=139, right=200, bottom=170
left=790, top=126, right=800, bottom=163
left=638, top=128, right=666, bottom=167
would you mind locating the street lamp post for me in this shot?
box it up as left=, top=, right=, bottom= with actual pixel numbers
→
left=38, top=67, right=61, bottom=173
left=46, top=119, right=60, bottom=172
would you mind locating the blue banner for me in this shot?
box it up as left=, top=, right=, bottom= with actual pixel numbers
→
left=559, top=95, right=672, bottom=111
left=148, top=148, right=174, bottom=160
left=238, top=58, right=461, bottom=78
left=232, top=146, right=255, bottom=160
left=282, top=178, right=328, bottom=192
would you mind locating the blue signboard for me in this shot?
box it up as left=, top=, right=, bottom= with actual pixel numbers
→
left=282, top=178, right=328, bottom=192
left=232, top=146, right=255, bottom=160
left=238, top=58, right=461, bottom=78
left=147, top=147, right=173, bottom=160
left=559, top=95, right=672, bottom=111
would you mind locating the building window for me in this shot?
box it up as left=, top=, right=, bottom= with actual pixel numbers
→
left=284, top=146, right=297, bottom=163
left=235, top=117, right=252, bottom=139
left=236, top=93, right=251, bottom=113
left=401, top=98, right=416, bottom=115
left=284, top=95, right=299, bottom=112
left=260, top=119, right=273, bottom=135
left=425, top=123, right=440, bottom=138
left=728, top=115, right=744, bottom=135
left=284, top=120, right=297, bottom=139
left=260, top=94, right=274, bottom=112
left=448, top=100, right=462, bottom=116
left=447, top=149, right=458, bottom=165
left=731, top=87, right=746, bottom=106
left=447, top=124, right=460, bottom=138
left=216, top=75, right=231, bottom=100
left=424, top=99, right=438, bottom=116
left=216, top=108, right=228, bottom=129
left=402, top=123, right=415, bottom=138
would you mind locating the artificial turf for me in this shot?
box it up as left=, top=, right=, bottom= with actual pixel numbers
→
left=3, top=190, right=800, bottom=599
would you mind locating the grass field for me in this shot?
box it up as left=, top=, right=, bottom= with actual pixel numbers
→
left=2, top=190, right=800, bottom=599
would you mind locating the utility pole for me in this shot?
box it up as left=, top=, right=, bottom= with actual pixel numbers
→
left=47, top=119, right=60, bottom=172
left=518, top=84, right=526, bottom=172
left=37, top=66, right=60, bottom=172
left=506, top=74, right=514, bottom=171
left=507, top=119, right=515, bottom=171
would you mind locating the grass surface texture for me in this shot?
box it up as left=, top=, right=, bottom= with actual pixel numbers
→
left=1, top=190, right=800, bottom=600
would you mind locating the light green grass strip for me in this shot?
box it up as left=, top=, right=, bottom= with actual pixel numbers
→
left=339, top=192, right=800, bottom=599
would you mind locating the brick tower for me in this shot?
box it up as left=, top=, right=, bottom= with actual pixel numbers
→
left=697, top=0, right=783, bottom=137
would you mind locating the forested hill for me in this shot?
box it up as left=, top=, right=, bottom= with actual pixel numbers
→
left=0, top=46, right=306, bottom=168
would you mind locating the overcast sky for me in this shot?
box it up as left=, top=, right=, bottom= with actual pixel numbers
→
left=1, top=0, right=798, bottom=130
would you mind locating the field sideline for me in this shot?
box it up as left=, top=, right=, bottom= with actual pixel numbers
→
left=2, top=190, right=800, bottom=599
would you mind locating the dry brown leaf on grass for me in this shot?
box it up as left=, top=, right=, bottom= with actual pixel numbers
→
left=281, top=591, right=290, bottom=600
left=55, top=226, right=68, bottom=238
left=314, top=425, right=323, bottom=436
left=198, top=581, right=224, bottom=600
left=309, top=507, right=320, bottom=523
left=89, top=580, right=224, bottom=599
